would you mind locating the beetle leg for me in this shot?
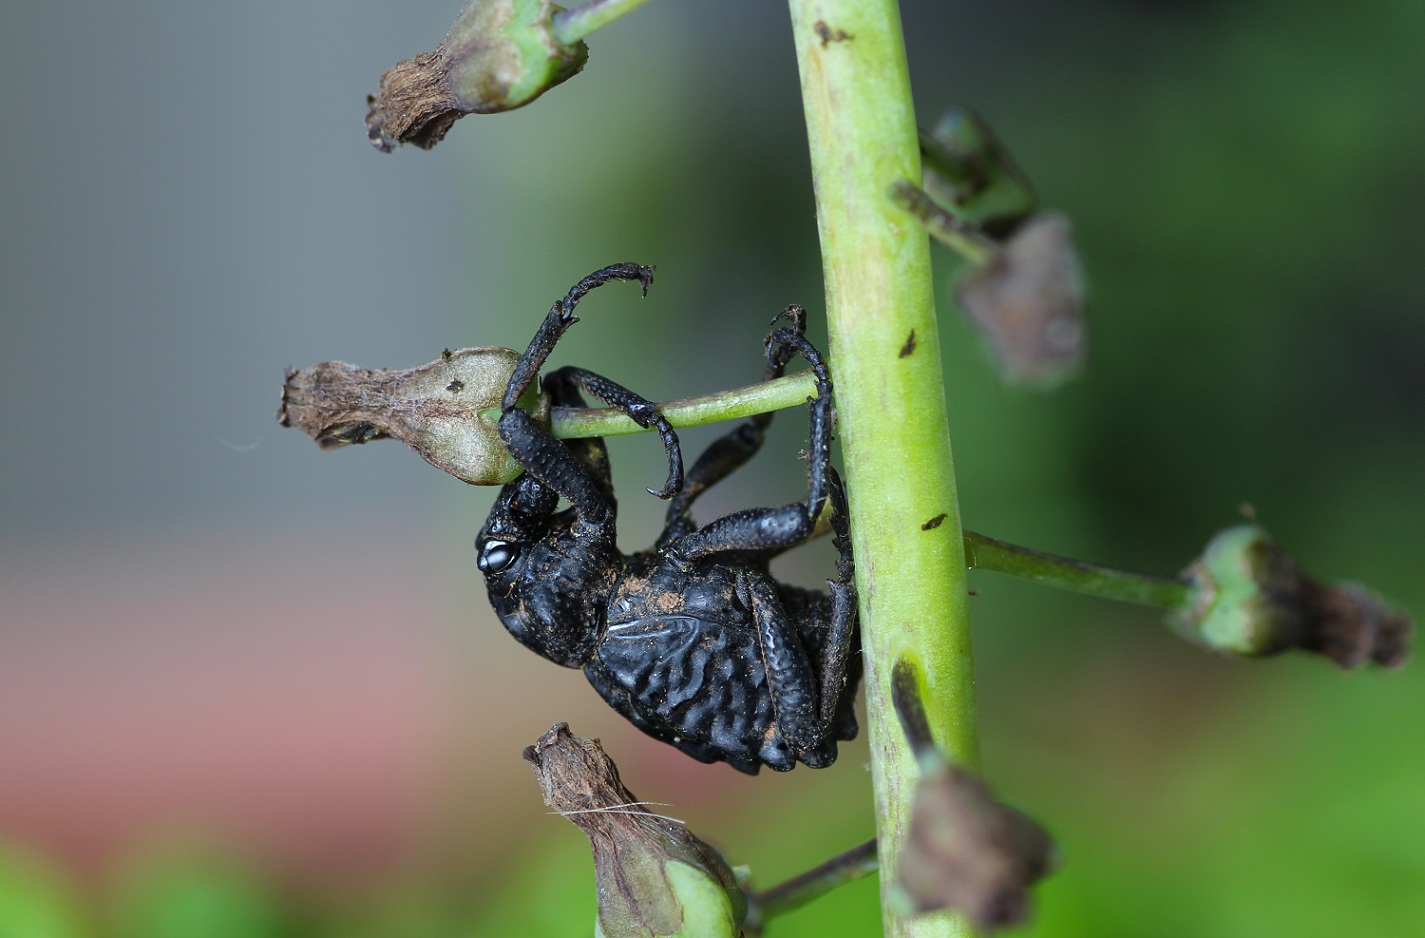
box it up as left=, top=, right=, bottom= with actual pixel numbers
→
left=657, top=420, right=769, bottom=547
left=501, top=263, right=654, bottom=412
left=496, top=264, right=654, bottom=528
left=498, top=408, right=616, bottom=528
left=662, top=306, right=838, bottom=561
left=546, top=366, right=683, bottom=500
left=738, top=568, right=826, bottom=760
left=817, top=467, right=858, bottom=731
left=666, top=501, right=817, bottom=561
left=765, top=315, right=834, bottom=527
left=539, top=367, right=616, bottom=507
left=658, top=305, right=821, bottom=542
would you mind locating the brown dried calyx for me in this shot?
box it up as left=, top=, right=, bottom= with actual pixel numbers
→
left=955, top=213, right=1087, bottom=386
left=366, top=0, right=588, bottom=151
left=890, top=659, right=1055, bottom=930
left=278, top=346, right=545, bottom=486
left=524, top=724, right=747, bottom=938
left=896, top=762, right=1056, bottom=930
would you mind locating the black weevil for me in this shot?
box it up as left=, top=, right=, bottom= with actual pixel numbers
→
left=476, top=264, right=860, bottom=773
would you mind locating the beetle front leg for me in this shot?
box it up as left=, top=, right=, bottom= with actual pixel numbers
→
left=498, top=408, right=616, bottom=528
left=495, top=263, right=656, bottom=528
left=502, top=263, right=655, bottom=412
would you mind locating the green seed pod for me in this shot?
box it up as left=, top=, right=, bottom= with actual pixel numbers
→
left=278, top=346, right=543, bottom=485
left=524, top=724, right=747, bottom=938
left=1173, top=525, right=1412, bottom=668
left=367, top=0, right=589, bottom=151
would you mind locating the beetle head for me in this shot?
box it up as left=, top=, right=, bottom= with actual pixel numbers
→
left=476, top=474, right=615, bottom=667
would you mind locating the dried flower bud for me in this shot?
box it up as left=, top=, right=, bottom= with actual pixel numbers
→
left=889, top=658, right=1055, bottom=929
left=894, top=764, right=1055, bottom=930
left=524, top=724, right=746, bottom=938
left=920, top=106, right=1037, bottom=239
left=367, top=0, right=588, bottom=152
left=1173, top=525, right=1412, bottom=668
left=278, top=347, right=544, bottom=486
left=954, top=213, right=1088, bottom=386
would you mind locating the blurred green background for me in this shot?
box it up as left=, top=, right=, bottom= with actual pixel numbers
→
left=2, top=0, right=1422, bottom=935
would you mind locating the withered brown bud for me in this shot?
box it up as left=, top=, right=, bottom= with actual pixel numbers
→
left=524, top=724, right=746, bottom=938
left=955, top=213, right=1088, bottom=386
left=278, top=346, right=545, bottom=486
left=889, top=657, right=1054, bottom=929
left=366, top=0, right=588, bottom=151
left=1173, top=525, right=1412, bottom=668
left=895, top=763, right=1055, bottom=930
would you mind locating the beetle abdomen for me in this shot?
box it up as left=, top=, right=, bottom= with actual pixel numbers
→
left=594, top=615, right=795, bottom=770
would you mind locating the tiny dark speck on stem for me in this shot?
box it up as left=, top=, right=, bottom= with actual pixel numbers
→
left=814, top=21, right=853, bottom=46
left=447, top=379, right=465, bottom=392
left=899, top=329, right=917, bottom=358
left=922, top=513, right=947, bottom=531
left=441, top=348, right=453, bottom=361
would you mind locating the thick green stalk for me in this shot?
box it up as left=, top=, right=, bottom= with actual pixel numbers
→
left=788, top=3, right=978, bottom=937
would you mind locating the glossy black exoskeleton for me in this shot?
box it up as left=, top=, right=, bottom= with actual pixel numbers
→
left=476, top=264, right=859, bottom=773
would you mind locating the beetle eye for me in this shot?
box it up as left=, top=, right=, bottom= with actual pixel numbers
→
left=478, top=539, right=519, bottom=574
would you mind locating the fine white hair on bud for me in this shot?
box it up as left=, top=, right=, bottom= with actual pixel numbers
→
left=524, top=724, right=746, bottom=938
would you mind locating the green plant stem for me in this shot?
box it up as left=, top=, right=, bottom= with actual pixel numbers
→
left=788, top=2, right=979, bottom=936
left=747, top=839, right=880, bottom=934
left=550, top=0, right=654, bottom=45
left=964, top=531, right=1192, bottom=609
left=538, top=370, right=820, bottom=439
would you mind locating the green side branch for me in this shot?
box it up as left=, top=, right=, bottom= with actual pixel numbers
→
left=888, top=181, right=997, bottom=266
left=540, top=370, right=822, bottom=439
left=746, top=839, right=880, bottom=934
left=963, top=531, right=1191, bottom=609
